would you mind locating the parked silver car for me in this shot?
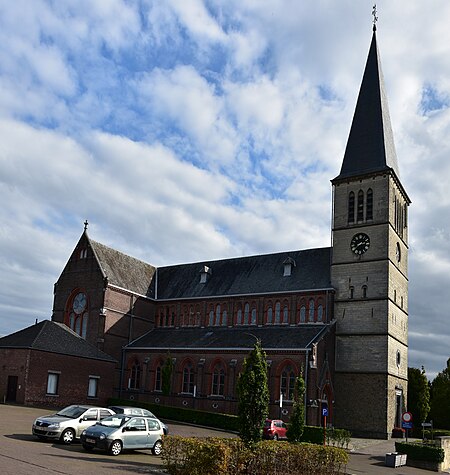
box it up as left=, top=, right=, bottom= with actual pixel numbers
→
left=80, top=414, right=164, bottom=456
left=32, top=405, right=115, bottom=444
left=109, top=405, right=169, bottom=435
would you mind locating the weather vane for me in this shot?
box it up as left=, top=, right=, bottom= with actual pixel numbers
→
left=372, top=4, right=378, bottom=31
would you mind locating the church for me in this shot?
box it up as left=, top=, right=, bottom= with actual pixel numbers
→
left=24, top=25, right=410, bottom=439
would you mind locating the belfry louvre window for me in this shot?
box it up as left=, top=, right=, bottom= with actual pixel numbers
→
left=366, top=188, right=373, bottom=220
left=348, top=192, right=355, bottom=224
left=357, top=190, right=364, bottom=221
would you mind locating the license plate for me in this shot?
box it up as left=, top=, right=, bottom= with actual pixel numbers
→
left=86, top=438, right=96, bottom=444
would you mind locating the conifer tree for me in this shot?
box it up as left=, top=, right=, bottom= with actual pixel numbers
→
left=286, top=372, right=306, bottom=442
left=237, top=339, right=269, bottom=445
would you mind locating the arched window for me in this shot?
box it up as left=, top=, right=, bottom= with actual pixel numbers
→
left=244, top=303, right=250, bottom=325
left=81, top=314, right=88, bottom=338
left=280, top=365, right=296, bottom=400
left=357, top=190, right=364, bottom=221
left=237, top=307, right=242, bottom=325
left=155, top=364, right=162, bottom=391
left=182, top=361, right=194, bottom=394
left=299, top=305, right=306, bottom=323
left=348, top=191, right=355, bottom=224
left=251, top=307, right=257, bottom=325
left=267, top=306, right=273, bottom=324
left=129, top=361, right=141, bottom=389
left=66, top=291, right=89, bottom=339
left=317, top=304, right=323, bottom=322
left=222, top=309, right=227, bottom=326
left=209, top=309, right=214, bottom=326
left=215, top=304, right=221, bottom=326
left=275, top=302, right=281, bottom=324
left=211, top=363, right=225, bottom=396
left=349, top=286, right=354, bottom=299
left=362, top=285, right=367, bottom=298
left=366, top=188, right=373, bottom=220
left=308, top=299, right=315, bottom=322
left=283, top=305, right=289, bottom=324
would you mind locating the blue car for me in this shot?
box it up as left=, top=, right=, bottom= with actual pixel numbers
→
left=80, top=414, right=164, bottom=456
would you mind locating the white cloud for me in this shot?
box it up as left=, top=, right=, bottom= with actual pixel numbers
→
left=0, top=1, right=449, bottom=379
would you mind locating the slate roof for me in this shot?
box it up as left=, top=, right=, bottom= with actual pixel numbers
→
left=335, top=29, right=400, bottom=182
left=156, top=247, right=332, bottom=300
left=0, top=320, right=116, bottom=362
left=126, top=324, right=331, bottom=351
left=90, top=238, right=156, bottom=298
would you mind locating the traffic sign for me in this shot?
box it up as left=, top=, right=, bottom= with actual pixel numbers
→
left=402, top=412, right=413, bottom=423
left=402, top=421, right=413, bottom=429
left=322, top=408, right=328, bottom=417
left=421, top=422, right=432, bottom=427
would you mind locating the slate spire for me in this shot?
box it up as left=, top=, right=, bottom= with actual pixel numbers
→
left=335, top=28, right=400, bottom=181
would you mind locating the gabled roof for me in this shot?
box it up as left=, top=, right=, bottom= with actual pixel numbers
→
left=334, top=28, right=400, bottom=182
left=156, top=247, right=332, bottom=300
left=126, top=324, right=331, bottom=351
left=0, top=320, right=116, bottom=362
left=90, top=237, right=156, bottom=298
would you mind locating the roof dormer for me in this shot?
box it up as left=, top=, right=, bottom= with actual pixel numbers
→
left=283, top=257, right=296, bottom=277
left=199, top=265, right=212, bottom=284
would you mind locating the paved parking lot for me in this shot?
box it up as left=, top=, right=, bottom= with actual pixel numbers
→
left=1, top=404, right=445, bottom=474
left=0, top=404, right=234, bottom=475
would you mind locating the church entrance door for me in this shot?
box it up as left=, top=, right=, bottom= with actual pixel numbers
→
left=6, top=375, right=18, bottom=402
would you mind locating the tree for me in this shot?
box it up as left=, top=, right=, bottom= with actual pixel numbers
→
left=237, top=339, right=269, bottom=446
left=286, top=372, right=306, bottom=442
left=429, top=358, right=450, bottom=429
left=407, top=366, right=430, bottom=424
left=162, top=353, right=174, bottom=396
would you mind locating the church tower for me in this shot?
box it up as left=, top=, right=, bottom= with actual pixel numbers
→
left=331, top=25, right=410, bottom=438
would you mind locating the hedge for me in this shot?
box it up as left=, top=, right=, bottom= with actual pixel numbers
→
left=108, top=397, right=239, bottom=431
left=108, top=398, right=351, bottom=446
left=162, top=436, right=349, bottom=475
left=395, top=441, right=445, bottom=463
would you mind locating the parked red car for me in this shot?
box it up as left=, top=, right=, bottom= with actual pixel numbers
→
left=263, top=419, right=287, bottom=440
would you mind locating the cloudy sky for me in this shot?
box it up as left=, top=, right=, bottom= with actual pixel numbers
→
left=0, top=1, right=449, bottom=379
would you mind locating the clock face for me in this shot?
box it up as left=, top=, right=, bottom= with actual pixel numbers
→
left=350, top=233, right=370, bottom=255
left=73, top=292, right=87, bottom=314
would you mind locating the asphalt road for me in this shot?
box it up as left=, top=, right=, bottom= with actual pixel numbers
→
left=0, top=404, right=234, bottom=475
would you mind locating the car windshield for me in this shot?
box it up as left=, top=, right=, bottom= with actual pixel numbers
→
left=264, top=421, right=272, bottom=427
left=56, top=406, right=88, bottom=418
left=98, top=415, right=131, bottom=428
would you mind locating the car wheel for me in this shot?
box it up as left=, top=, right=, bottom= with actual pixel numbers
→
left=60, top=429, right=75, bottom=445
left=273, top=434, right=279, bottom=441
left=152, top=440, right=163, bottom=456
left=109, top=440, right=122, bottom=456
left=82, top=444, right=94, bottom=452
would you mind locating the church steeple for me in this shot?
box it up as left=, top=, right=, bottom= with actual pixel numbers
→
left=334, top=28, right=400, bottom=181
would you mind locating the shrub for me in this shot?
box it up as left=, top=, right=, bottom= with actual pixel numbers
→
left=162, top=436, right=349, bottom=475
left=395, top=441, right=444, bottom=463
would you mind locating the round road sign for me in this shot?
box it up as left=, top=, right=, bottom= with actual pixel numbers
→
left=402, top=412, right=413, bottom=423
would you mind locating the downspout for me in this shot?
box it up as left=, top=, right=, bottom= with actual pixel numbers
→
left=119, top=347, right=126, bottom=399
left=304, top=349, right=310, bottom=425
